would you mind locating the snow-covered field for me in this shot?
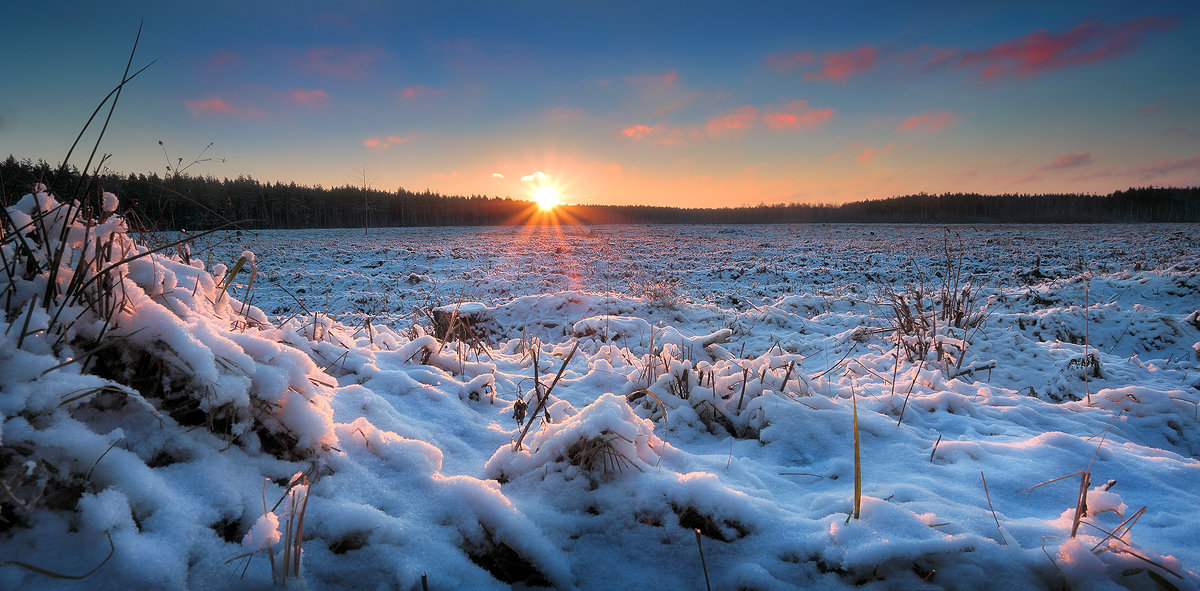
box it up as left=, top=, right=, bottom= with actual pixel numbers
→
left=3, top=191, right=1199, bottom=590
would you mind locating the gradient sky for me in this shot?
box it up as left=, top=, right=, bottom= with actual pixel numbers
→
left=4, top=1, right=1199, bottom=208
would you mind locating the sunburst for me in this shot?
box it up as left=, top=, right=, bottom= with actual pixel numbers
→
left=534, top=185, right=560, bottom=211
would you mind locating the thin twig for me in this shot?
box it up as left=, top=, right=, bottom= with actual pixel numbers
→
left=513, top=341, right=579, bottom=451
left=0, top=531, right=114, bottom=580
left=980, top=471, right=1007, bottom=545
left=694, top=529, right=712, bottom=591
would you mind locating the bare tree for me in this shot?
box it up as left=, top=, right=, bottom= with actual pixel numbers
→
left=353, top=162, right=379, bottom=235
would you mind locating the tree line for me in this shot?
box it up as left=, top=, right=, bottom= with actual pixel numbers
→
left=4, top=155, right=1198, bottom=229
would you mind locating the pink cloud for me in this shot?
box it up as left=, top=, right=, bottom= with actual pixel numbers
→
left=705, top=105, right=759, bottom=134
left=1042, top=152, right=1094, bottom=170
left=625, top=70, right=679, bottom=93
left=364, top=136, right=413, bottom=149
left=1131, top=155, right=1200, bottom=179
left=855, top=142, right=896, bottom=163
left=625, top=99, right=833, bottom=143
left=897, top=110, right=959, bottom=131
left=288, top=88, right=331, bottom=108
left=764, top=100, right=834, bottom=130
left=654, top=91, right=700, bottom=116
left=302, top=46, right=381, bottom=78
left=956, top=16, right=1178, bottom=79
left=622, top=125, right=658, bottom=139
left=184, top=96, right=262, bottom=118
left=765, top=50, right=815, bottom=70
left=804, top=46, right=877, bottom=83
left=1137, top=101, right=1165, bottom=115
left=399, top=85, right=448, bottom=100
left=909, top=44, right=961, bottom=72
left=201, top=49, right=242, bottom=73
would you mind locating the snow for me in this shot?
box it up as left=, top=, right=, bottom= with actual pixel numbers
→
left=242, top=512, right=281, bottom=553
left=2, top=190, right=1198, bottom=590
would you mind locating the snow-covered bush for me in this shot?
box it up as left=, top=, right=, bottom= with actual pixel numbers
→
left=1, top=188, right=337, bottom=532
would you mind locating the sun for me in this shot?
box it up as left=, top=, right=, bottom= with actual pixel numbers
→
left=534, top=185, right=560, bottom=211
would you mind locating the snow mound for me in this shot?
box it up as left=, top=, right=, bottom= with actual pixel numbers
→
left=485, top=393, right=664, bottom=482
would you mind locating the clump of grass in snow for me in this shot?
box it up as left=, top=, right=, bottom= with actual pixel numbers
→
left=629, top=273, right=683, bottom=310
left=881, top=232, right=989, bottom=370
left=226, top=473, right=311, bottom=583
left=564, top=431, right=641, bottom=475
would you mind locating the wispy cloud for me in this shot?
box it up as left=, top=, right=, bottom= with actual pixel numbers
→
left=521, top=171, right=547, bottom=182
left=927, top=16, right=1179, bottom=80
left=201, top=49, right=242, bottom=73
left=765, top=50, right=815, bottom=70
left=804, top=46, right=878, bottom=83
left=301, top=46, right=382, bottom=78
left=624, top=99, right=833, bottom=144
left=364, top=135, right=413, bottom=149
left=764, top=100, right=834, bottom=130
left=1130, top=155, right=1200, bottom=179
left=855, top=142, right=896, bottom=163
left=654, top=91, right=700, bottom=116
left=622, top=125, right=658, bottom=139
left=491, top=172, right=505, bottom=179
left=288, top=88, right=331, bottom=109
left=773, top=16, right=1178, bottom=86
left=186, top=97, right=237, bottom=115
left=897, top=110, right=958, bottom=131
left=1041, top=152, right=1094, bottom=170
left=625, top=70, right=679, bottom=95
left=185, top=96, right=261, bottom=118
left=1137, top=100, right=1165, bottom=116
left=398, top=85, right=448, bottom=100
left=705, top=106, right=759, bottom=134
left=1061, top=154, right=1200, bottom=182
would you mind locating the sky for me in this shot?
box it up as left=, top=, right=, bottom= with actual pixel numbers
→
left=4, top=0, right=1199, bottom=208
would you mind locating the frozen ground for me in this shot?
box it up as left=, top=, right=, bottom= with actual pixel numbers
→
left=3, top=196, right=1199, bottom=590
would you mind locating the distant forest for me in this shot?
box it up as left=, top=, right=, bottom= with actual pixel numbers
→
left=4, top=155, right=1199, bottom=228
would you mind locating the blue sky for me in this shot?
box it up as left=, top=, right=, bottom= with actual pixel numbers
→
left=4, top=0, right=1198, bottom=207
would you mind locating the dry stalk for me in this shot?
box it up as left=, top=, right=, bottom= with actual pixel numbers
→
left=0, top=531, right=114, bottom=580
left=1069, top=471, right=1090, bottom=538
left=694, top=528, right=712, bottom=591
left=512, top=341, right=579, bottom=451
left=847, top=385, right=862, bottom=522
left=980, top=471, right=1007, bottom=545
